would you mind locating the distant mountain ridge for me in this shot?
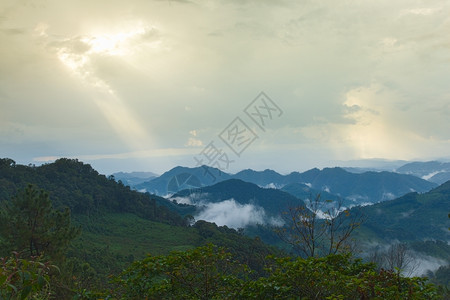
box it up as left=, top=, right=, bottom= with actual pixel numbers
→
left=232, top=169, right=286, bottom=187
left=288, top=167, right=436, bottom=205
left=134, top=165, right=437, bottom=205
left=281, top=182, right=344, bottom=205
left=396, top=161, right=450, bottom=184
left=134, top=165, right=231, bottom=195
left=112, top=171, right=158, bottom=186
left=172, top=178, right=303, bottom=217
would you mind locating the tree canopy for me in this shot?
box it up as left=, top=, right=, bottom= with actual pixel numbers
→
left=0, top=184, right=80, bottom=261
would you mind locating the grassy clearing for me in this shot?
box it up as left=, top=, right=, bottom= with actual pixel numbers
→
left=74, top=212, right=199, bottom=259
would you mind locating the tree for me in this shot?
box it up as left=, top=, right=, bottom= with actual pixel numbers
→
left=276, top=194, right=363, bottom=257
left=368, top=243, right=419, bottom=277
left=0, top=184, right=80, bottom=261
left=114, top=244, right=249, bottom=299
left=0, top=158, right=16, bottom=168
left=384, top=243, right=418, bottom=276
left=244, top=254, right=439, bottom=299
left=110, top=244, right=440, bottom=299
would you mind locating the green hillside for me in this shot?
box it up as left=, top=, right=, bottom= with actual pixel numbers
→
left=0, top=158, right=447, bottom=298
left=0, top=158, right=279, bottom=285
left=354, top=181, right=450, bottom=243
left=0, top=158, right=184, bottom=225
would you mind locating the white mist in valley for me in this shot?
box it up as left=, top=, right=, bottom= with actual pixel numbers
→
left=195, top=199, right=283, bottom=229
left=171, top=194, right=284, bottom=229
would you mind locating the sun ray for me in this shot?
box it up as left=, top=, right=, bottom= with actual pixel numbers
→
left=55, top=25, right=156, bottom=152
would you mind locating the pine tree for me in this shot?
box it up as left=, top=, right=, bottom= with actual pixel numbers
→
left=0, top=184, right=80, bottom=261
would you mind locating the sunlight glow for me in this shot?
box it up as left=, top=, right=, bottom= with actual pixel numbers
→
left=81, top=28, right=148, bottom=56
left=340, top=86, right=414, bottom=160
left=55, top=24, right=158, bottom=152
left=57, top=50, right=88, bottom=71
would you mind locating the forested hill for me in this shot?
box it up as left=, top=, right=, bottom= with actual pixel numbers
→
left=0, top=158, right=184, bottom=225
left=0, top=158, right=283, bottom=284
left=355, top=180, right=450, bottom=242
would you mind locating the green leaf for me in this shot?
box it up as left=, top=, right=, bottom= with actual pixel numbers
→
left=20, top=285, right=32, bottom=300
left=37, top=275, right=46, bottom=288
left=0, top=275, right=7, bottom=286
left=7, top=283, right=18, bottom=293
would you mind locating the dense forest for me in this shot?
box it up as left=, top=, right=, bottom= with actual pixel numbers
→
left=0, top=158, right=448, bottom=299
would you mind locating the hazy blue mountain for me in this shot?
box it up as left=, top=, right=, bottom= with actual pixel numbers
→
left=134, top=166, right=437, bottom=204
left=230, top=167, right=437, bottom=203
left=278, top=167, right=436, bottom=205
left=342, top=167, right=387, bottom=174
left=354, top=180, right=450, bottom=243
left=293, top=167, right=437, bottom=204
left=172, top=178, right=303, bottom=217
left=112, top=171, right=158, bottom=186
left=281, top=182, right=346, bottom=205
left=429, top=172, right=450, bottom=185
left=285, top=168, right=320, bottom=184
left=396, top=161, right=450, bottom=184
left=113, top=171, right=159, bottom=178
left=333, top=159, right=407, bottom=171
left=232, top=169, right=286, bottom=187
left=134, top=165, right=231, bottom=195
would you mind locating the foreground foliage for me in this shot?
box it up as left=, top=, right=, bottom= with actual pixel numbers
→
left=112, top=244, right=440, bottom=299
left=0, top=253, right=58, bottom=299
left=114, top=244, right=249, bottom=299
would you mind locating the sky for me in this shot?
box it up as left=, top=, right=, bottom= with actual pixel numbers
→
left=1, top=0, right=449, bottom=175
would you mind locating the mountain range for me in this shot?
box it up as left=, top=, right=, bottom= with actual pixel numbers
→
left=1, top=157, right=449, bottom=280
left=0, top=158, right=279, bottom=280
left=395, top=161, right=450, bottom=184
left=111, top=171, right=158, bottom=187
left=172, top=178, right=302, bottom=218
left=168, top=175, right=449, bottom=242
left=134, top=165, right=231, bottom=195
left=133, top=165, right=436, bottom=206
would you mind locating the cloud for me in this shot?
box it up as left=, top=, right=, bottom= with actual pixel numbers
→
left=170, top=196, right=192, bottom=205
left=400, top=8, right=439, bottom=16
left=1, top=0, right=450, bottom=174
left=262, top=183, right=282, bottom=189
left=185, top=130, right=203, bottom=147
left=195, top=199, right=283, bottom=229
left=185, top=137, right=203, bottom=147
left=411, top=254, right=447, bottom=276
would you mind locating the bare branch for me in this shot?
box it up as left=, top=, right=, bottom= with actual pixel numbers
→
left=275, top=194, right=364, bottom=257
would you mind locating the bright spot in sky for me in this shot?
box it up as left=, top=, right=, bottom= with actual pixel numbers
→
left=55, top=25, right=156, bottom=152
left=81, top=28, right=148, bottom=56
